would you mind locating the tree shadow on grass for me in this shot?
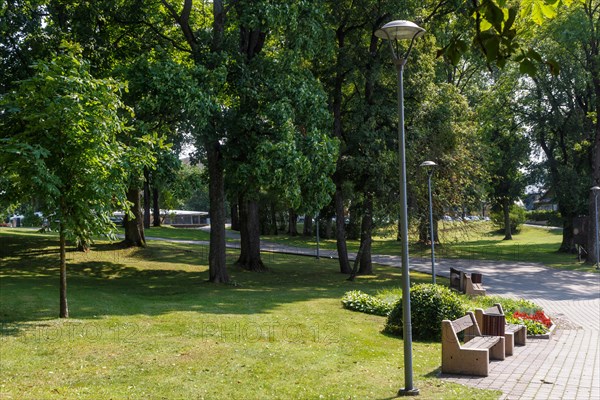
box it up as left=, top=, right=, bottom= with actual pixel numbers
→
left=0, top=233, right=412, bottom=336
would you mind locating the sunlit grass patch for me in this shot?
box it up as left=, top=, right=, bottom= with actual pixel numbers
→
left=0, top=230, right=500, bottom=399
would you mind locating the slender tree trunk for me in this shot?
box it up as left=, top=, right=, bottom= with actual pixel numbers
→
left=152, top=187, right=161, bottom=227
left=348, top=236, right=371, bottom=281
left=76, top=235, right=89, bottom=252
left=502, top=199, right=512, bottom=240
left=418, top=220, right=428, bottom=244
left=59, top=222, right=68, bottom=318
left=288, top=208, right=298, bottom=236
left=230, top=201, right=240, bottom=231
left=325, top=217, right=333, bottom=239
left=303, top=215, right=313, bottom=236
left=236, top=197, right=267, bottom=271
left=335, top=186, right=351, bottom=274
left=143, top=168, right=151, bottom=229
left=358, top=193, right=373, bottom=275
left=270, top=202, right=278, bottom=235
left=123, top=186, right=146, bottom=247
left=207, top=140, right=229, bottom=282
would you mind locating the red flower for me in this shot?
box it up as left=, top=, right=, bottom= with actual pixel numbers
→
left=513, top=310, right=552, bottom=328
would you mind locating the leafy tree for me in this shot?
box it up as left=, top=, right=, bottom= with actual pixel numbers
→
left=0, top=44, right=139, bottom=317
left=478, top=72, right=529, bottom=240
left=519, top=4, right=596, bottom=253
left=222, top=0, right=337, bottom=271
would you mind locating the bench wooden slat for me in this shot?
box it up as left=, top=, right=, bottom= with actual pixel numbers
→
left=451, top=314, right=475, bottom=332
left=463, top=336, right=501, bottom=349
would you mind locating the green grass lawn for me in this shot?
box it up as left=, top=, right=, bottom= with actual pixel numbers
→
left=0, top=229, right=500, bottom=399
left=264, top=222, right=596, bottom=272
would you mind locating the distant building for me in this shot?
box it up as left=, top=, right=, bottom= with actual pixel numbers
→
left=114, top=210, right=209, bottom=227
left=532, top=190, right=558, bottom=211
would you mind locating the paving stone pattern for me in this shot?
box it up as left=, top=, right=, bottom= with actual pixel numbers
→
left=411, top=258, right=600, bottom=400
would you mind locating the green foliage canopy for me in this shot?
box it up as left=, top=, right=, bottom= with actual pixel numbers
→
left=0, top=43, right=136, bottom=243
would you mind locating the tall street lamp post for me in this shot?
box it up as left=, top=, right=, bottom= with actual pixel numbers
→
left=592, top=186, right=600, bottom=269
left=420, top=161, right=437, bottom=284
left=375, top=20, right=425, bottom=397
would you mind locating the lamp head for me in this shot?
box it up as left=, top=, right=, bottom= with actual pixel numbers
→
left=420, top=161, right=437, bottom=168
left=375, top=20, right=425, bottom=41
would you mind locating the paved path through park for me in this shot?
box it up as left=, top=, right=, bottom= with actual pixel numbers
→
left=151, top=228, right=600, bottom=400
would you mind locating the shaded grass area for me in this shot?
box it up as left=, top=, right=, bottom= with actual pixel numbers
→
left=0, top=229, right=500, bottom=399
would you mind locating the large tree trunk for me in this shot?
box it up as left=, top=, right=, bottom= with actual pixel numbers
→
left=335, top=186, right=351, bottom=274
left=303, top=215, right=313, bottom=236
left=560, top=217, right=576, bottom=253
left=236, top=197, right=267, bottom=271
left=270, top=202, right=278, bottom=234
left=590, top=191, right=600, bottom=265
left=358, top=193, right=373, bottom=275
left=59, top=222, right=68, bottom=318
left=502, top=199, right=512, bottom=240
left=586, top=0, right=600, bottom=266
left=288, top=208, right=298, bottom=236
left=152, top=187, right=161, bottom=227
left=123, top=186, right=146, bottom=247
left=143, top=168, right=151, bottom=229
left=207, top=140, right=229, bottom=283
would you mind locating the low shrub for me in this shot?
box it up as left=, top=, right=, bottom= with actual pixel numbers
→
left=526, top=210, right=562, bottom=226
left=470, top=295, right=540, bottom=315
left=341, top=290, right=396, bottom=316
left=384, top=284, right=467, bottom=341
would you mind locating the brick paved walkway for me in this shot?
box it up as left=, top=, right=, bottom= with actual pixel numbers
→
left=416, top=259, right=600, bottom=400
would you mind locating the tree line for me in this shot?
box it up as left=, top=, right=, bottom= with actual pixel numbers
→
left=1, top=0, right=598, bottom=317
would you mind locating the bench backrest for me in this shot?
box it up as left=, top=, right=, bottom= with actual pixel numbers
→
left=442, top=311, right=481, bottom=345
left=450, top=267, right=468, bottom=292
left=449, top=267, right=462, bottom=291
left=484, top=303, right=504, bottom=315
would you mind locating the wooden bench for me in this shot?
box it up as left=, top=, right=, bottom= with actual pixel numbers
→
left=441, top=311, right=505, bottom=376
left=475, top=303, right=527, bottom=357
left=449, top=267, right=486, bottom=296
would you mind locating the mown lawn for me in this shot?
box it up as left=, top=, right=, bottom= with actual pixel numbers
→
left=264, top=222, right=595, bottom=272
left=0, top=229, right=500, bottom=399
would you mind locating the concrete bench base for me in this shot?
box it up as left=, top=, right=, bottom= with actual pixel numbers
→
left=442, top=312, right=505, bottom=376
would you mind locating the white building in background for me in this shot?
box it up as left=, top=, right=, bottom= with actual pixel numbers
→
left=113, top=210, right=209, bottom=227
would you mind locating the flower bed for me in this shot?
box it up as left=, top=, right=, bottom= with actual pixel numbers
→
left=511, top=309, right=554, bottom=337
left=513, top=310, right=552, bottom=328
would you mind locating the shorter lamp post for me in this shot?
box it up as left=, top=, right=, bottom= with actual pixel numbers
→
left=420, top=161, right=437, bottom=284
left=592, top=186, right=600, bottom=269
left=315, top=213, right=320, bottom=260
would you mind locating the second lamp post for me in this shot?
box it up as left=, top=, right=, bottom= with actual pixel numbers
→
left=420, top=160, right=437, bottom=284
